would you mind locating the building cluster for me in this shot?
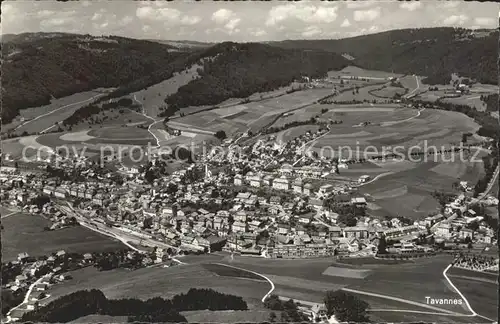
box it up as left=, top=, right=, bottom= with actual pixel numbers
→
left=0, top=124, right=497, bottom=264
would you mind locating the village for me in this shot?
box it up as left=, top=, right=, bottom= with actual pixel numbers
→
left=2, top=121, right=498, bottom=264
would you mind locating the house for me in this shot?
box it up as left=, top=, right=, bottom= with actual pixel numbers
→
left=459, top=228, right=474, bottom=240
left=232, top=221, right=247, bottom=233
left=309, top=198, right=323, bottom=209
left=249, top=174, right=262, bottom=187
left=17, top=252, right=29, bottom=262
left=319, top=184, right=333, bottom=196
left=292, top=179, right=303, bottom=194
left=83, top=253, right=93, bottom=263
left=298, top=216, right=311, bottom=224
left=351, top=197, right=367, bottom=207
left=303, top=183, right=312, bottom=196
left=213, top=217, right=225, bottom=230
left=273, top=175, right=290, bottom=190
left=358, top=175, right=370, bottom=183
left=425, top=214, right=444, bottom=227
left=56, top=250, right=66, bottom=258
left=234, top=174, right=243, bottom=186
left=263, top=175, right=273, bottom=186
left=343, top=226, right=369, bottom=239
left=54, top=187, right=68, bottom=199
left=435, top=222, right=452, bottom=239
left=335, top=237, right=360, bottom=253
left=249, top=220, right=262, bottom=231
left=15, top=274, right=28, bottom=286
left=269, top=196, right=282, bottom=205
left=234, top=211, right=247, bottom=222
left=277, top=223, right=290, bottom=235
left=279, top=163, right=294, bottom=176
left=328, top=226, right=342, bottom=238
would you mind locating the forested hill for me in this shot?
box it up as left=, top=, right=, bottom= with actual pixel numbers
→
left=163, top=42, right=350, bottom=111
left=269, top=27, right=498, bottom=85
left=3, top=35, right=350, bottom=123
left=1, top=34, right=183, bottom=123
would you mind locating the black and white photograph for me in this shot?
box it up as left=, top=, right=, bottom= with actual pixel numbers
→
left=1, top=0, right=499, bottom=323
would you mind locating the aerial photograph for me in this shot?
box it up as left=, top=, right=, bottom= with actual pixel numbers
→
left=1, top=0, right=498, bottom=323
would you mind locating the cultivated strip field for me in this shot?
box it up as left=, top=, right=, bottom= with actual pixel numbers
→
left=47, top=263, right=270, bottom=309
left=2, top=213, right=124, bottom=262
left=130, top=64, right=203, bottom=118
left=4, top=89, right=113, bottom=135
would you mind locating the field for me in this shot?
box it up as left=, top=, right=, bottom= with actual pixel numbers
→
left=296, top=105, right=486, bottom=219
left=177, top=253, right=496, bottom=323
left=370, top=86, right=407, bottom=98
left=170, top=87, right=336, bottom=136
left=131, top=64, right=202, bottom=118
left=1, top=213, right=124, bottom=261
left=46, top=263, right=270, bottom=309
left=2, top=88, right=113, bottom=135
left=181, top=310, right=273, bottom=323
left=327, top=66, right=402, bottom=80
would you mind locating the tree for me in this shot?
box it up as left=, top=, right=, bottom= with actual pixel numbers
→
left=215, top=130, right=227, bottom=140
left=269, top=311, right=277, bottom=322
left=324, top=290, right=370, bottom=323
left=377, top=235, right=387, bottom=254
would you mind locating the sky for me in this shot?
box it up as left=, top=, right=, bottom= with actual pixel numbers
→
left=1, top=1, right=499, bottom=42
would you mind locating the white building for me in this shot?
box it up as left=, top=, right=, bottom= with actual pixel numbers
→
left=273, top=175, right=290, bottom=190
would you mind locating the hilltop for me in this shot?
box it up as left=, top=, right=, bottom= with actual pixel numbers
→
left=163, top=42, right=350, bottom=113
left=269, top=27, right=498, bottom=85
left=2, top=35, right=349, bottom=123
left=1, top=34, right=184, bottom=124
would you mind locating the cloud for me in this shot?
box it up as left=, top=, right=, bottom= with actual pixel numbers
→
left=136, top=6, right=200, bottom=26
left=346, top=1, right=376, bottom=9
left=37, top=10, right=55, bottom=18
left=225, top=18, right=241, bottom=31
left=181, top=16, right=201, bottom=25
left=353, top=8, right=381, bottom=22
left=302, top=25, right=322, bottom=38
left=443, top=14, right=469, bottom=25
left=250, top=28, right=267, bottom=37
left=474, top=17, right=495, bottom=26
left=212, top=9, right=234, bottom=24
left=340, top=18, right=351, bottom=27
left=399, top=2, right=422, bottom=11
left=91, top=13, right=102, bottom=21
left=266, top=4, right=338, bottom=27
left=212, top=9, right=241, bottom=33
left=440, top=1, right=460, bottom=9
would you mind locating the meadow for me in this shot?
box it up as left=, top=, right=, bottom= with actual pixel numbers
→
left=2, top=213, right=124, bottom=262
left=131, top=64, right=202, bottom=118
left=2, top=88, right=113, bottom=135
left=46, top=263, right=270, bottom=309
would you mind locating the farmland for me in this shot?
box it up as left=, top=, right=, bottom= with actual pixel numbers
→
left=1, top=213, right=124, bottom=262
left=46, top=263, right=270, bottom=309
left=2, top=88, right=113, bottom=135
left=130, top=64, right=202, bottom=118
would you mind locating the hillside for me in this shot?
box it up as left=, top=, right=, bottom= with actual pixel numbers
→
left=163, top=42, right=350, bottom=113
left=1, top=34, right=185, bottom=123
left=269, top=27, right=498, bottom=85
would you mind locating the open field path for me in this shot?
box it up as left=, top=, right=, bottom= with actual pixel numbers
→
left=1, top=211, right=19, bottom=219
left=133, top=94, right=161, bottom=148
left=14, top=93, right=105, bottom=132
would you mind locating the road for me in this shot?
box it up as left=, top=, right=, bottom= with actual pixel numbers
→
left=476, top=164, right=500, bottom=202
left=1, top=211, right=19, bottom=219
left=6, top=276, right=45, bottom=323
left=133, top=94, right=161, bottom=148
left=404, top=75, right=420, bottom=98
